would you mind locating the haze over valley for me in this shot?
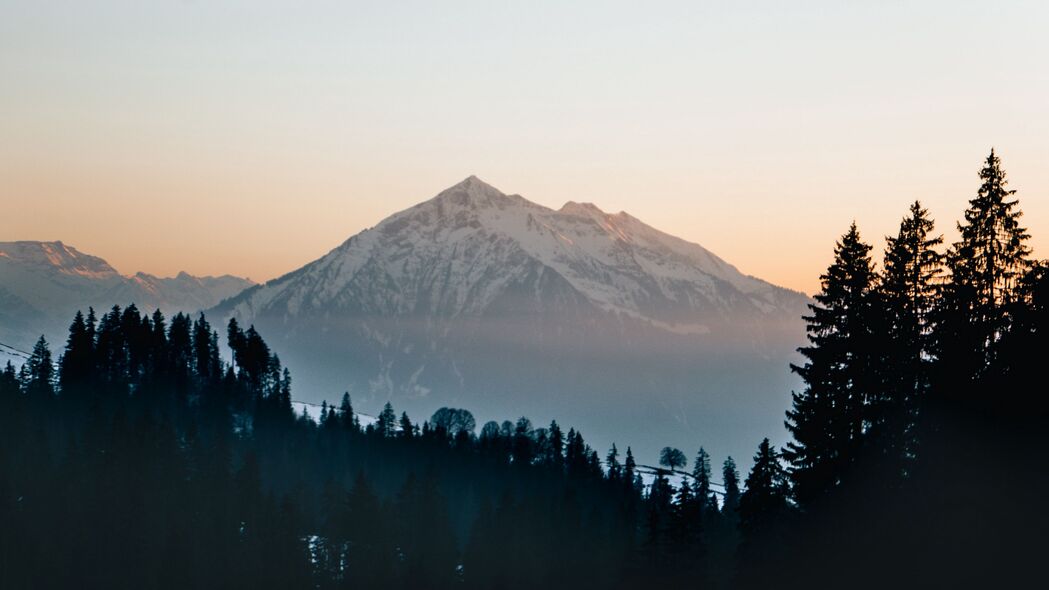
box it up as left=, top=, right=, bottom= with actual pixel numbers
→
left=3, top=178, right=809, bottom=464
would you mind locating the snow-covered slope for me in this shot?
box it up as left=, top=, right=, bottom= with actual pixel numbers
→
left=226, top=176, right=800, bottom=328
left=213, top=177, right=809, bottom=465
left=0, top=241, right=254, bottom=354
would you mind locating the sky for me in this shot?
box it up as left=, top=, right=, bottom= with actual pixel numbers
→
left=1, top=1, right=1046, bottom=294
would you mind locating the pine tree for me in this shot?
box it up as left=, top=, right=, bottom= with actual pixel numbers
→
left=606, top=444, right=622, bottom=482
left=96, top=305, right=128, bottom=392
left=511, top=417, right=534, bottom=466
left=277, top=368, right=293, bottom=419
left=377, top=402, right=397, bottom=437
left=784, top=223, right=877, bottom=507
left=877, top=201, right=943, bottom=480
left=940, top=149, right=1032, bottom=377
left=624, top=447, right=643, bottom=496
left=338, top=392, right=359, bottom=432
left=566, top=428, right=590, bottom=476
left=168, top=313, right=193, bottom=389
left=318, top=400, right=331, bottom=428
left=692, top=447, right=717, bottom=514
left=738, top=439, right=790, bottom=537
left=59, top=311, right=94, bottom=399
left=720, top=457, right=741, bottom=521
left=23, top=336, right=55, bottom=399
left=0, top=361, right=18, bottom=400
left=735, top=439, right=792, bottom=589
left=399, top=412, right=414, bottom=438
left=192, top=313, right=221, bottom=382
left=670, top=478, right=699, bottom=547
left=546, top=421, right=565, bottom=470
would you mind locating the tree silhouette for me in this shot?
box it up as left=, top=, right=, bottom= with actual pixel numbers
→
left=875, top=201, right=943, bottom=482
left=659, top=447, right=687, bottom=472
left=784, top=222, right=877, bottom=508
left=939, top=149, right=1032, bottom=379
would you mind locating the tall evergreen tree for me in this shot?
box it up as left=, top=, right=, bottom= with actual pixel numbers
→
left=721, top=457, right=741, bottom=521
left=940, top=149, right=1032, bottom=376
left=624, top=447, right=643, bottom=496
left=738, top=439, right=790, bottom=537
left=338, top=392, right=359, bottom=433
left=0, top=361, right=19, bottom=400
left=376, top=402, right=397, bottom=437
left=399, top=412, right=414, bottom=439
left=546, top=420, right=565, bottom=470
left=23, top=336, right=55, bottom=399
left=692, top=447, right=717, bottom=514
left=876, top=201, right=943, bottom=479
left=59, top=311, right=94, bottom=398
left=606, top=443, right=622, bottom=482
left=192, top=313, right=221, bottom=382
left=784, top=223, right=878, bottom=507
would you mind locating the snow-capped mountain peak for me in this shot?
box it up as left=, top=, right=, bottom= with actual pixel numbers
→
left=225, top=178, right=803, bottom=329
left=208, top=177, right=809, bottom=468
left=0, top=241, right=255, bottom=356
left=425, top=175, right=525, bottom=211
left=0, top=240, right=120, bottom=279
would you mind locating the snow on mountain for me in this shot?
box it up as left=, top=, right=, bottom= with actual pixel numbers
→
left=227, top=176, right=800, bottom=327
left=212, top=177, right=810, bottom=465
left=0, top=241, right=254, bottom=355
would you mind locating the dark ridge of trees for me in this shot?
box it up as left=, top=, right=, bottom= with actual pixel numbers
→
left=0, top=308, right=716, bottom=589
left=1, top=150, right=1045, bottom=589
left=774, top=150, right=1046, bottom=589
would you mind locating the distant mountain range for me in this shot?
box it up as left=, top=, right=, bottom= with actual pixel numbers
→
left=0, top=240, right=254, bottom=358
left=211, top=177, right=811, bottom=464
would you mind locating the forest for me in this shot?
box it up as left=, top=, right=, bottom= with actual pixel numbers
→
left=1, top=150, right=1045, bottom=589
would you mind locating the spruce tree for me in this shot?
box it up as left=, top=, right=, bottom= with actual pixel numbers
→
left=692, top=447, right=717, bottom=514
left=670, top=479, right=699, bottom=547
left=877, top=201, right=943, bottom=479
left=738, top=439, right=790, bottom=537
left=59, top=311, right=94, bottom=399
left=721, top=457, right=741, bottom=521
left=511, top=417, right=534, bottom=466
left=940, top=149, right=1032, bottom=376
left=399, top=412, right=414, bottom=438
left=23, top=336, right=55, bottom=399
left=547, top=421, right=565, bottom=470
left=625, top=447, right=644, bottom=496
left=192, top=313, right=221, bottom=382
left=338, top=392, right=359, bottom=432
left=606, top=444, right=622, bottom=482
left=0, top=361, right=18, bottom=400
left=784, top=223, right=877, bottom=507
left=377, top=402, right=397, bottom=437
left=735, top=439, right=792, bottom=589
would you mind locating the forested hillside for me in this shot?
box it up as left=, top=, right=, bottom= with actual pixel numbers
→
left=1, top=151, right=1045, bottom=589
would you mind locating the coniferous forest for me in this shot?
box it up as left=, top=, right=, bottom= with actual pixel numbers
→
left=1, top=151, right=1046, bottom=589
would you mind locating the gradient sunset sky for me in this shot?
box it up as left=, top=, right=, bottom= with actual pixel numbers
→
left=2, top=1, right=1046, bottom=294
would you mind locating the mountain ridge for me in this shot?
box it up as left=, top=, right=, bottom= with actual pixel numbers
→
left=0, top=240, right=255, bottom=353
left=221, top=176, right=803, bottom=323
left=211, top=176, right=810, bottom=464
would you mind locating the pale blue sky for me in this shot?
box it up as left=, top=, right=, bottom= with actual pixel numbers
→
left=2, top=1, right=1046, bottom=292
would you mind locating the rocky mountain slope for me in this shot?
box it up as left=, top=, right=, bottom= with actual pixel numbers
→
left=212, top=177, right=810, bottom=463
left=0, top=240, right=253, bottom=353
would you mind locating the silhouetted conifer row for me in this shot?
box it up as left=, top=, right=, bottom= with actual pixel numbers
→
left=1, top=150, right=1044, bottom=588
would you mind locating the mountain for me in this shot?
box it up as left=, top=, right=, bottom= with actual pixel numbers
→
left=0, top=240, right=254, bottom=354
left=212, top=176, right=809, bottom=464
